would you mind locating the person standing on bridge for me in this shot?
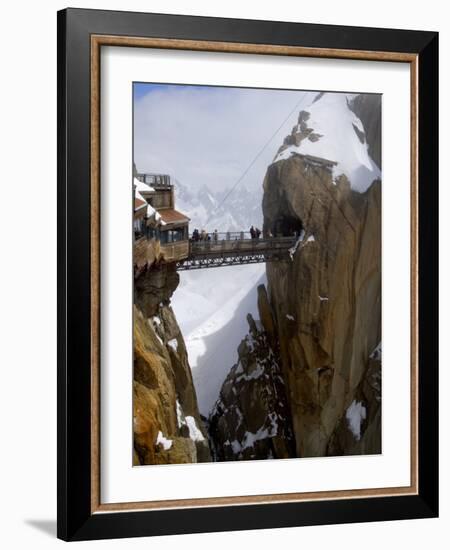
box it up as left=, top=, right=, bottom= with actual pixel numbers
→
left=213, top=229, right=218, bottom=242
left=250, top=225, right=256, bottom=239
left=201, top=229, right=207, bottom=241
left=255, top=227, right=261, bottom=239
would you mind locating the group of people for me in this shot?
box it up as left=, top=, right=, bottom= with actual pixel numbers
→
left=190, top=226, right=263, bottom=242
left=191, top=228, right=219, bottom=242
left=249, top=225, right=262, bottom=239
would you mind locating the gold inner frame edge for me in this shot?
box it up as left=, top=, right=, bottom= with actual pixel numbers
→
left=90, top=35, right=419, bottom=514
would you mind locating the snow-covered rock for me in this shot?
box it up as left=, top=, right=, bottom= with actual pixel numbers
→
left=156, top=431, right=173, bottom=450
left=274, top=93, right=381, bottom=193
left=208, top=297, right=295, bottom=461
left=167, top=338, right=178, bottom=353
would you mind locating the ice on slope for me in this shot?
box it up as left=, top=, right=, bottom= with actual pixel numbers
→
left=275, top=93, right=381, bottom=193
left=172, top=264, right=266, bottom=416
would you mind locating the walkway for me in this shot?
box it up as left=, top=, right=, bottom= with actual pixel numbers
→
left=176, top=232, right=296, bottom=270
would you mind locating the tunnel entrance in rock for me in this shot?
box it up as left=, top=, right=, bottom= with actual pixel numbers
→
left=272, top=215, right=304, bottom=237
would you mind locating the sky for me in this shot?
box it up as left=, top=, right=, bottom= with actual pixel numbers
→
left=133, top=83, right=315, bottom=195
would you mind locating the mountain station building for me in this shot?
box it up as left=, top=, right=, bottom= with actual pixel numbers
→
left=133, top=173, right=190, bottom=268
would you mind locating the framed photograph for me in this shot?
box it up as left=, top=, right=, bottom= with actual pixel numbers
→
left=57, top=8, right=438, bottom=541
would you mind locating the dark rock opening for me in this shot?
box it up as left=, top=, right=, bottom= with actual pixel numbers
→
left=272, top=215, right=304, bottom=237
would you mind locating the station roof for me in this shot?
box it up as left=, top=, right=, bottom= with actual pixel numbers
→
left=159, top=208, right=190, bottom=225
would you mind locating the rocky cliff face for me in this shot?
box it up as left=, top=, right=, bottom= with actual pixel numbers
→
left=208, top=286, right=295, bottom=461
left=134, top=92, right=381, bottom=463
left=262, top=95, right=382, bottom=457
left=209, top=93, right=382, bottom=459
left=133, top=262, right=211, bottom=465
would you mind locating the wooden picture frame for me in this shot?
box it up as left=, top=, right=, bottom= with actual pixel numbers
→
left=57, top=8, right=438, bottom=541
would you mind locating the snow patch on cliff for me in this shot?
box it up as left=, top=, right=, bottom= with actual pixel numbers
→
left=346, top=400, right=367, bottom=441
left=275, top=93, right=380, bottom=193
left=167, top=338, right=178, bottom=353
left=175, top=400, right=205, bottom=442
left=236, top=363, right=265, bottom=382
left=156, top=431, right=173, bottom=450
left=176, top=400, right=184, bottom=428
left=185, top=416, right=205, bottom=442
left=289, top=230, right=305, bottom=259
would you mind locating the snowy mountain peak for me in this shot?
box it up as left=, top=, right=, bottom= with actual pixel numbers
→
left=174, top=179, right=262, bottom=233
left=274, top=92, right=381, bottom=193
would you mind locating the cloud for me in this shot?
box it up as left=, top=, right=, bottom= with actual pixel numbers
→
left=133, top=84, right=314, bottom=194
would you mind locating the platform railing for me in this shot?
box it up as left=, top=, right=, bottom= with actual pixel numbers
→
left=189, top=234, right=297, bottom=257
left=189, top=231, right=298, bottom=242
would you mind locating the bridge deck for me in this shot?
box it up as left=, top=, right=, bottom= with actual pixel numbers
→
left=177, top=236, right=296, bottom=270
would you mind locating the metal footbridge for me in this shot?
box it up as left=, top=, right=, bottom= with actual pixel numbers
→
left=176, top=232, right=296, bottom=271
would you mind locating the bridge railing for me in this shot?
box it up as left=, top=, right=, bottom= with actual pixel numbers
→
left=189, top=231, right=298, bottom=242
left=190, top=231, right=251, bottom=241
left=189, top=234, right=296, bottom=256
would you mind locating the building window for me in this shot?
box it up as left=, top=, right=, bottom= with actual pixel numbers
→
left=134, top=218, right=144, bottom=236
left=160, top=227, right=187, bottom=244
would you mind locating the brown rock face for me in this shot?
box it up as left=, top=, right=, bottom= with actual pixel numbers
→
left=257, top=284, right=277, bottom=348
left=134, top=262, right=180, bottom=318
left=327, top=348, right=381, bottom=455
left=262, top=153, right=381, bottom=457
left=133, top=263, right=211, bottom=465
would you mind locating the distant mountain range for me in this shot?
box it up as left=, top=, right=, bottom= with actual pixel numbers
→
left=174, top=179, right=263, bottom=234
